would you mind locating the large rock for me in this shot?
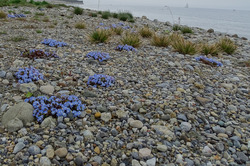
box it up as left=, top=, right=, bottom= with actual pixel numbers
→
left=2, top=102, right=34, bottom=127
left=7, top=118, right=23, bottom=132
left=40, top=84, right=54, bottom=95
left=41, top=116, right=56, bottom=128
left=19, top=82, right=37, bottom=93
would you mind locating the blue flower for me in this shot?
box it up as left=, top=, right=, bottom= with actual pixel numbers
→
left=87, top=74, right=115, bottom=88
left=115, top=44, right=136, bottom=52
left=86, top=51, right=110, bottom=62
left=42, top=39, right=67, bottom=47
left=195, top=56, right=223, bottom=67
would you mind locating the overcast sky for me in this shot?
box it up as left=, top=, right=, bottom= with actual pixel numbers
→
left=87, top=0, right=250, bottom=10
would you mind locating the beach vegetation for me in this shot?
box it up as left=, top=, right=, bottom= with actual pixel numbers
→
left=173, top=24, right=182, bottom=31
left=36, top=30, right=42, bottom=33
left=10, top=36, right=27, bottom=42
left=75, top=22, right=86, bottom=29
left=139, top=26, right=153, bottom=38
left=217, top=37, right=237, bottom=54
left=112, top=13, right=118, bottom=18
left=244, top=60, right=250, bottom=67
left=89, top=29, right=111, bottom=43
left=151, top=34, right=171, bottom=47
left=200, top=43, right=219, bottom=56
left=121, top=33, right=141, bottom=47
left=181, top=26, right=193, bottom=34
left=112, top=27, right=123, bottom=35
left=101, top=11, right=111, bottom=19
left=89, top=12, right=97, bottom=17
left=35, top=12, right=44, bottom=16
left=117, top=12, right=133, bottom=21
left=0, top=11, right=7, bottom=18
left=22, top=10, right=31, bottom=14
left=171, top=34, right=197, bottom=55
left=0, top=31, right=7, bottom=35
left=74, top=7, right=83, bottom=15
left=42, top=16, right=50, bottom=22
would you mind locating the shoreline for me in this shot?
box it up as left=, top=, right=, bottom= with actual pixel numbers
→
left=0, top=1, right=250, bottom=166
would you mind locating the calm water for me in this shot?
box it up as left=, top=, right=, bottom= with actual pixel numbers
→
left=72, top=1, right=250, bottom=39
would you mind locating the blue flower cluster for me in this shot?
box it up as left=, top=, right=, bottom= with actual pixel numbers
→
left=42, top=39, right=67, bottom=47
left=15, top=66, right=44, bottom=84
left=8, top=14, right=26, bottom=18
left=24, top=95, right=85, bottom=122
left=87, top=74, right=115, bottom=88
left=86, top=51, right=110, bottom=62
left=115, top=44, right=136, bottom=52
left=195, top=56, right=223, bottom=67
left=21, top=49, right=59, bottom=59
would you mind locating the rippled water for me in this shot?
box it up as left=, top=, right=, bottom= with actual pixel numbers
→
left=72, top=1, right=250, bottom=39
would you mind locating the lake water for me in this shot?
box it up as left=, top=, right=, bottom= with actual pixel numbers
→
left=71, top=0, right=250, bottom=39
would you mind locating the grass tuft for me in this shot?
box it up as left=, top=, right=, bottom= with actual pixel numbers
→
left=151, top=34, right=170, bottom=47
left=217, top=37, right=237, bottom=54
left=112, top=27, right=123, bottom=35
left=36, top=30, right=42, bottom=33
left=0, top=11, right=7, bottom=19
left=89, top=29, right=111, bottom=43
left=121, top=33, right=141, bottom=47
left=9, top=36, right=27, bottom=42
left=172, top=24, right=182, bottom=31
left=89, top=12, right=97, bottom=17
left=181, top=26, right=193, bottom=34
left=117, top=12, right=133, bottom=21
left=171, top=34, right=197, bottom=55
left=74, top=7, right=83, bottom=15
left=75, top=22, right=86, bottom=29
left=139, top=27, right=153, bottom=38
left=200, top=43, right=219, bottom=56
left=101, top=11, right=111, bottom=19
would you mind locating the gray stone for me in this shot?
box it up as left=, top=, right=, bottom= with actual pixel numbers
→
left=2, top=79, right=9, bottom=85
left=156, top=82, right=170, bottom=88
left=177, top=114, right=187, bottom=121
left=176, top=154, right=183, bottom=164
left=132, top=159, right=141, bottom=166
left=19, top=82, right=38, bottom=93
left=40, top=85, right=54, bottom=95
left=131, top=103, right=142, bottom=112
left=196, top=96, right=210, bottom=105
left=40, top=157, right=51, bottom=166
left=0, top=71, right=6, bottom=78
left=228, top=105, right=237, bottom=112
left=41, top=116, right=56, bottom=128
left=1, top=104, right=8, bottom=112
left=151, top=125, right=175, bottom=141
left=139, top=148, right=151, bottom=158
left=180, top=122, right=192, bottom=131
left=129, top=120, right=143, bottom=128
left=82, top=90, right=97, bottom=97
left=97, top=106, right=108, bottom=112
left=7, top=118, right=23, bottom=132
left=202, top=146, right=213, bottom=157
left=216, top=143, right=224, bottom=152
left=83, top=130, right=94, bottom=140
left=28, top=145, right=41, bottom=155
left=13, top=142, right=25, bottom=153
left=74, top=156, right=84, bottom=166
left=2, top=102, right=34, bottom=127
left=6, top=72, right=13, bottom=80
left=91, top=156, right=102, bottom=164
left=146, top=158, right=156, bottom=166
left=212, top=125, right=225, bottom=134
left=185, top=158, right=194, bottom=166
left=58, top=123, right=67, bottom=129
left=157, top=144, right=168, bottom=152
left=101, top=112, right=111, bottom=122
left=236, top=152, right=248, bottom=162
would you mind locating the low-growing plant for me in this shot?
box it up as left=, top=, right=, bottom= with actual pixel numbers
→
left=15, top=66, right=44, bottom=84
left=121, top=33, right=141, bottom=47
left=181, top=26, right=193, bottom=34
left=118, top=12, right=133, bottom=21
left=115, top=44, right=136, bottom=52
left=8, top=13, right=26, bottom=18
left=112, top=12, right=118, bottom=18
left=87, top=74, right=115, bottom=88
left=173, top=24, right=182, bottom=31
left=0, top=31, right=7, bottom=35
left=23, top=24, right=37, bottom=29
left=97, top=11, right=102, bottom=14
left=25, top=95, right=85, bottom=122
left=42, top=16, right=50, bottom=22
left=10, top=36, right=27, bottom=42
left=21, top=49, right=58, bottom=59
left=112, top=27, right=123, bottom=35
left=217, top=37, right=237, bottom=54
left=75, top=22, right=86, bottom=29
left=101, top=11, right=111, bottom=19
left=74, top=7, right=83, bottom=15
left=35, top=12, right=45, bottom=16
left=151, top=34, right=170, bottom=47
left=89, top=12, right=97, bottom=17
left=244, top=60, right=250, bottom=67
left=36, top=30, right=42, bottom=33
left=89, top=29, right=111, bottom=43
left=195, top=56, right=223, bottom=67
left=86, top=51, right=110, bottom=62
left=171, top=35, right=197, bottom=55
left=0, top=11, right=7, bottom=18
left=200, top=43, right=219, bottom=56
left=139, top=26, right=153, bottom=38
left=42, top=39, right=68, bottom=47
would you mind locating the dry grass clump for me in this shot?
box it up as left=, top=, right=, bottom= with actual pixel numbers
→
left=0, top=10, right=7, bottom=19
left=200, top=43, right=219, bottom=56
left=75, top=22, right=86, bottom=29
left=112, top=27, right=123, bottom=35
left=120, top=33, right=141, bottom=47
left=89, top=29, right=111, bottom=43
left=170, top=33, right=197, bottom=55
left=217, top=37, right=237, bottom=54
left=151, top=34, right=171, bottom=47
left=139, top=27, right=153, bottom=38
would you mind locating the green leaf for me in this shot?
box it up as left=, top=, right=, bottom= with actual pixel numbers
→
left=25, top=92, right=33, bottom=98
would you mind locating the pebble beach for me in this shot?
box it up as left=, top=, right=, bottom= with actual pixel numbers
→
left=0, top=1, right=249, bottom=166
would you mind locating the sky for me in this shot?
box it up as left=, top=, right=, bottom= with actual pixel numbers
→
left=85, top=0, right=250, bottom=10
